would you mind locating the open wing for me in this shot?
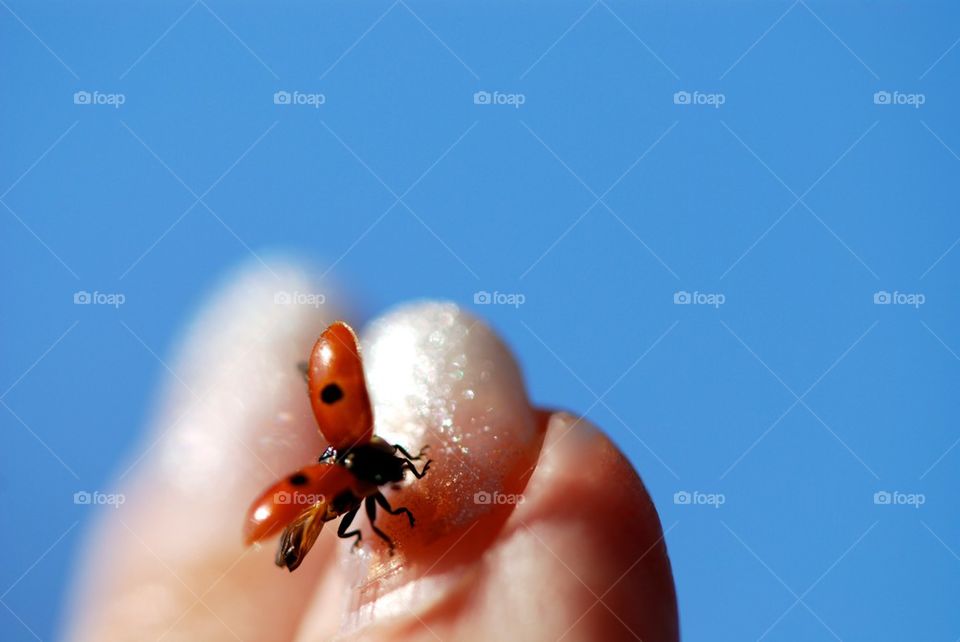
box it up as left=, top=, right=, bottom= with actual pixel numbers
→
left=243, top=462, right=357, bottom=547
left=307, top=321, right=374, bottom=450
left=274, top=503, right=326, bottom=571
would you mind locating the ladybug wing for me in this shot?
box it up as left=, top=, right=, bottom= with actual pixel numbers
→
left=307, top=321, right=374, bottom=450
left=242, top=463, right=356, bottom=547
left=274, top=504, right=325, bottom=571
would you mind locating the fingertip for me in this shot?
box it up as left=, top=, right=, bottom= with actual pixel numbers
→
left=293, top=301, right=544, bottom=638
left=507, top=411, right=679, bottom=641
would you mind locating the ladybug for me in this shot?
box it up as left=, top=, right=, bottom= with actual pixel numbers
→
left=243, top=321, right=431, bottom=571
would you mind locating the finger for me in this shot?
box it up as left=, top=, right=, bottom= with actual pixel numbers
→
left=291, top=301, right=544, bottom=640
left=481, top=410, right=678, bottom=642
left=291, top=304, right=678, bottom=641
left=65, top=261, right=350, bottom=642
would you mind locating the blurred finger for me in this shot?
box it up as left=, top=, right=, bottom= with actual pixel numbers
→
left=65, top=261, right=349, bottom=642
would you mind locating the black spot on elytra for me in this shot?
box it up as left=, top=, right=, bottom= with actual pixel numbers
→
left=289, top=472, right=308, bottom=486
left=321, top=383, right=344, bottom=404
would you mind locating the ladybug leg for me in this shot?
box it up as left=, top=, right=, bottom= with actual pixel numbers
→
left=401, top=458, right=432, bottom=479
left=336, top=506, right=362, bottom=548
left=364, top=496, right=396, bottom=553
left=374, top=491, right=415, bottom=527
left=393, top=443, right=429, bottom=461
left=296, top=360, right=308, bottom=382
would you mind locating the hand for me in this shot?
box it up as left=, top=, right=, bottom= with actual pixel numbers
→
left=64, top=262, right=678, bottom=641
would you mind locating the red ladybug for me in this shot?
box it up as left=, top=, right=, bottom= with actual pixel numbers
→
left=243, top=321, right=431, bottom=571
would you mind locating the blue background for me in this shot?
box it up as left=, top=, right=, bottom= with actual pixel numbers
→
left=2, top=1, right=959, bottom=640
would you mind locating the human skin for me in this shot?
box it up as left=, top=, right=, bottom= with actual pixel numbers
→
left=63, top=263, right=679, bottom=642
